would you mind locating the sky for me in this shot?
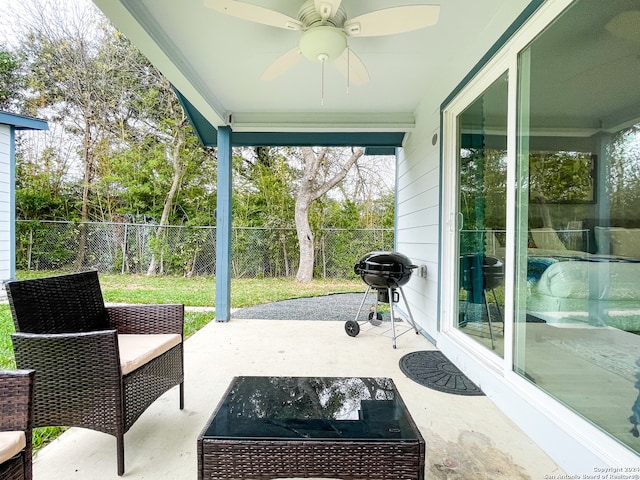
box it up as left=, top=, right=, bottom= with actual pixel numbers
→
left=0, top=0, right=23, bottom=46
left=0, top=0, right=96, bottom=47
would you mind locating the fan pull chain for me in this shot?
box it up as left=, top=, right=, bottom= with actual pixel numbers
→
left=321, top=59, right=324, bottom=106
left=346, top=48, right=350, bottom=94
left=318, top=53, right=328, bottom=106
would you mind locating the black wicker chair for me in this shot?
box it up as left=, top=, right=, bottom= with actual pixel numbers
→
left=0, top=369, right=35, bottom=480
left=6, top=271, right=185, bottom=476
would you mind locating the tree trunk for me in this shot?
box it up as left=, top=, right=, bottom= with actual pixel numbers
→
left=73, top=119, right=93, bottom=271
left=147, top=132, right=185, bottom=275
left=293, top=147, right=364, bottom=282
left=295, top=194, right=315, bottom=282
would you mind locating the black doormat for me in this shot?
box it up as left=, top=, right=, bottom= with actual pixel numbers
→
left=399, top=351, right=484, bottom=396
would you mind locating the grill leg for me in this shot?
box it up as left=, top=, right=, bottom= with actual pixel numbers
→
left=388, top=287, right=397, bottom=349
left=353, top=286, right=371, bottom=323
left=490, top=288, right=503, bottom=322
left=483, top=290, right=496, bottom=350
left=373, top=294, right=379, bottom=320
left=398, top=287, right=420, bottom=335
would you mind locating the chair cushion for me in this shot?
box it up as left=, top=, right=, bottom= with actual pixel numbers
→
left=0, top=431, right=26, bottom=465
left=118, top=334, right=182, bottom=375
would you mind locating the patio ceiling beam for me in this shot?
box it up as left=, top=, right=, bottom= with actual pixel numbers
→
left=174, top=89, right=407, bottom=149
left=228, top=112, right=414, bottom=133
left=223, top=131, right=406, bottom=148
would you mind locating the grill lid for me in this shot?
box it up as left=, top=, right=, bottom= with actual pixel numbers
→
left=354, top=251, right=417, bottom=289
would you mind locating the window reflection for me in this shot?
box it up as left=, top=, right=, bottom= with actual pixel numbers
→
left=224, top=376, right=395, bottom=420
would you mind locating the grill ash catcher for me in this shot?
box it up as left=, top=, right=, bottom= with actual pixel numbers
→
left=348, top=251, right=422, bottom=348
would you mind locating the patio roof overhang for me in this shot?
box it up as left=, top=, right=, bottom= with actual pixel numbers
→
left=92, top=0, right=532, bottom=143
left=91, top=0, right=535, bottom=321
left=174, top=89, right=401, bottom=154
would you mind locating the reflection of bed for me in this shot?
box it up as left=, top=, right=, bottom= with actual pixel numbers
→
left=526, top=220, right=640, bottom=332
left=527, top=258, right=640, bottom=332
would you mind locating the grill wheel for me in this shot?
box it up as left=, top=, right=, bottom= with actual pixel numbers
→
left=344, top=320, right=360, bottom=337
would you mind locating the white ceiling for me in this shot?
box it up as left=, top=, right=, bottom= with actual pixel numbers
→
left=92, top=0, right=533, bottom=138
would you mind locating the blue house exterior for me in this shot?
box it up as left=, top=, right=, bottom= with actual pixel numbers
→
left=0, top=112, right=48, bottom=282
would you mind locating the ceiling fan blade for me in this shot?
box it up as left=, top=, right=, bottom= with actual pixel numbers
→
left=204, top=0, right=302, bottom=31
left=344, top=5, right=440, bottom=37
left=333, top=48, right=369, bottom=86
left=314, top=0, right=343, bottom=21
left=260, top=47, right=304, bottom=81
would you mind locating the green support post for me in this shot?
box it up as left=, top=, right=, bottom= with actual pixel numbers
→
left=215, top=126, right=232, bottom=321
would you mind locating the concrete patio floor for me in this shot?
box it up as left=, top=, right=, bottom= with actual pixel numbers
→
left=32, top=317, right=565, bottom=479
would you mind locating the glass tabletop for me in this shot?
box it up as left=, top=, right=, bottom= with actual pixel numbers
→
left=203, top=376, right=420, bottom=441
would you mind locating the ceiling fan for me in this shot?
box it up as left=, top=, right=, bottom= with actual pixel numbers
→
left=203, top=0, right=440, bottom=88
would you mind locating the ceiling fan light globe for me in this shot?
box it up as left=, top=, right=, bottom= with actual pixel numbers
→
left=299, top=26, right=347, bottom=63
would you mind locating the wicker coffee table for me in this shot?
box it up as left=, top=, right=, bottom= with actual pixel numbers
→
left=197, top=376, right=425, bottom=480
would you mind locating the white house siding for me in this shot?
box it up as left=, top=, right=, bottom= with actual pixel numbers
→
left=395, top=117, right=441, bottom=341
left=0, top=124, right=11, bottom=282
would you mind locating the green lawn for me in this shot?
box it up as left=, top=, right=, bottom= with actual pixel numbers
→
left=100, top=275, right=365, bottom=307
left=0, top=305, right=14, bottom=369
left=13, top=271, right=364, bottom=307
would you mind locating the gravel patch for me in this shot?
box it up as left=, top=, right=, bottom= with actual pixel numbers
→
left=231, top=291, right=392, bottom=321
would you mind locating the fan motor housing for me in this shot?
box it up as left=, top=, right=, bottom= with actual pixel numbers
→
left=299, top=26, right=347, bottom=62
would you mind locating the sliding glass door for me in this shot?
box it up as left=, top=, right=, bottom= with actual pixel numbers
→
left=513, top=0, right=640, bottom=455
left=445, top=0, right=640, bottom=457
left=455, top=73, right=508, bottom=358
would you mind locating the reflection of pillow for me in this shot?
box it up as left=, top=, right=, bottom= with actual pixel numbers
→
left=609, top=228, right=640, bottom=257
left=531, top=227, right=566, bottom=251
left=594, top=226, right=611, bottom=254
left=535, top=261, right=589, bottom=298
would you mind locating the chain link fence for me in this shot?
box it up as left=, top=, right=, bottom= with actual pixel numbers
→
left=16, top=220, right=394, bottom=278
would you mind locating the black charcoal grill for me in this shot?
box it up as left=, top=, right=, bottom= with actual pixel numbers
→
left=354, top=251, right=417, bottom=289
left=346, top=251, right=421, bottom=348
